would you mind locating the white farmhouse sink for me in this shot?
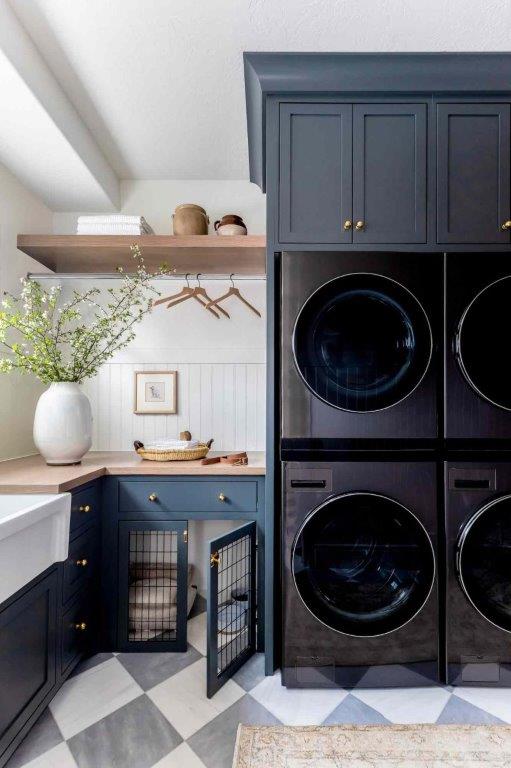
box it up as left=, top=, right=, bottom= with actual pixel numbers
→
left=0, top=493, right=71, bottom=604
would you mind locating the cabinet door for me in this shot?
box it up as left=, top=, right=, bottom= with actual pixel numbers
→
left=437, top=103, right=510, bottom=244
left=0, top=570, right=57, bottom=759
left=117, top=521, right=189, bottom=652
left=207, top=522, right=256, bottom=698
left=279, top=103, right=352, bottom=243
left=352, top=104, right=427, bottom=244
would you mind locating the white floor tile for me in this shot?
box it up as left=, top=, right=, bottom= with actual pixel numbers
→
left=249, top=671, right=347, bottom=725
left=147, top=657, right=244, bottom=739
left=453, top=686, right=511, bottom=723
left=49, top=657, right=142, bottom=739
left=187, top=613, right=207, bottom=656
left=151, top=742, right=207, bottom=768
left=351, top=686, right=451, bottom=724
left=22, top=743, right=77, bottom=768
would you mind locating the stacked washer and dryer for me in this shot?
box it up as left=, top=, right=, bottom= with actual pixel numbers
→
left=280, top=251, right=511, bottom=688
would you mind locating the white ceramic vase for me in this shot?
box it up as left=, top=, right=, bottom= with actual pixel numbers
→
left=33, top=382, right=92, bottom=465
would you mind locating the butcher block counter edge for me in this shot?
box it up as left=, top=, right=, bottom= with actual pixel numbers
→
left=0, top=451, right=266, bottom=493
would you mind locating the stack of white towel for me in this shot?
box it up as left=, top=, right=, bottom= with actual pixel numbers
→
left=144, top=439, right=199, bottom=451
left=76, top=215, right=154, bottom=235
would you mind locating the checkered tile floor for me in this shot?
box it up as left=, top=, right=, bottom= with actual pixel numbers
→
left=8, top=604, right=511, bottom=768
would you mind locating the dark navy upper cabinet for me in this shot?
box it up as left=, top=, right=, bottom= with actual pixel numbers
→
left=279, top=103, right=353, bottom=243
left=437, top=103, right=511, bottom=244
left=352, top=104, right=427, bottom=244
left=279, top=101, right=427, bottom=245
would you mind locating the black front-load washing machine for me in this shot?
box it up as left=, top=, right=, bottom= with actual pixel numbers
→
left=283, top=461, right=439, bottom=688
left=446, top=254, right=511, bottom=441
left=446, top=462, right=511, bottom=686
left=281, top=252, right=441, bottom=446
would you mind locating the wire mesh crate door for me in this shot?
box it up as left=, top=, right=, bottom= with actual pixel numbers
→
left=118, top=520, right=188, bottom=652
left=207, top=521, right=257, bottom=698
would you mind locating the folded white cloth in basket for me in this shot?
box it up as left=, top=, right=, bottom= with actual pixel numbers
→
left=144, top=439, right=199, bottom=451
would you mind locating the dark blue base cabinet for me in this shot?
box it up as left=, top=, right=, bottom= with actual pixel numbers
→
left=0, top=474, right=268, bottom=766
left=0, top=481, right=100, bottom=768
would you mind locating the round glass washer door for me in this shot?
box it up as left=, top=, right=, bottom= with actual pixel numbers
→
left=456, top=495, right=511, bottom=632
left=292, top=273, right=432, bottom=412
left=292, top=493, right=435, bottom=637
left=456, top=275, right=511, bottom=410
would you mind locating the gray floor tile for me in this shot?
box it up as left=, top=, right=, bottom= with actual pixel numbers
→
left=322, top=693, right=391, bottom=725
left=70, top=653, right=115, bottom=678
left=188, top=694, right=281, bottom=768
left=67, top=694, right=182, bottom=768
left=233, top=653, right=265, bottom=692
left=118, top=645, right=202, bottom=691
left=6, top=709, right=63, bottom=768
left=436, top=695, right=506, bottom=724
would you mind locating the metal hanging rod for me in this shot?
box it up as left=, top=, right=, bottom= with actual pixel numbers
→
left=27, top=272, right=266, bottom=282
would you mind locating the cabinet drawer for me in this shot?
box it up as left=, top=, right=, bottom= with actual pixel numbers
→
left=70, top=486, right=99, bottom=534
left=62, top=527, right=99, bottom=605
left=60, top=589, right=95, bottom=676
left=119, top=480, right=258, bottom=514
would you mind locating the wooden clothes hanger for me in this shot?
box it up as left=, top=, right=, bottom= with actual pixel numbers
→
left=206, top=274, right=262, bottom=317
left=152, top=274, right=223, bottom=318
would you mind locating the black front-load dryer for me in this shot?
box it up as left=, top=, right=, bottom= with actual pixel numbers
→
left=446, top=253, right=511, bottom=441
left=283, top=461, right=439, bottom=688
left=281, top=252, right=441, bottom=446
left=446, top=462, right=511, bottom=686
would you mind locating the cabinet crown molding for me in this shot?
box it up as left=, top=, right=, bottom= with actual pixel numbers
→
left=244, top=52, right=511, bottom=190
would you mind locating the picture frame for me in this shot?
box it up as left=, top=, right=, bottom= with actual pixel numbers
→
left=134, top=370, right=177, bottom=414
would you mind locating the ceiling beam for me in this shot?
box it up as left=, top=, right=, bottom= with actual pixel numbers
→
left=0, top=0, right=119, bottom=211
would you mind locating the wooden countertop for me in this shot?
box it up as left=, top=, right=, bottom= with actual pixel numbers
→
left=0, top=451, right=266, bottom=493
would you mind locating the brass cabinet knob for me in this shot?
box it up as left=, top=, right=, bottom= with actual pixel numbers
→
left=75, top=622, right=87, bottom=631
left=343, top=219, right=352, bottom=231
left=502, top=220, right=511, bottom=230
left=218, top=492, right=227, bottom=502
left=148, top=493, right=158, bottom=502
left=210, top=552, right=221, bottom=566
left=355, top=220, right=365, bottom=231
left=76, top=558, right=88, bottom=567
left=79, top=504, right=91, bottom=513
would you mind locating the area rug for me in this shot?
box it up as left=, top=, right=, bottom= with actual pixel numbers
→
left=232, top=724, right=511, bottom=767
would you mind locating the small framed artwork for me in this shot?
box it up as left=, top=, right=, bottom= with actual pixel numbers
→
left=134, top=371, right=177, bottom=414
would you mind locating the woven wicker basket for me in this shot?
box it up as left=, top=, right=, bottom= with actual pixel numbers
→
left=135, top=443, right=210, bottom=462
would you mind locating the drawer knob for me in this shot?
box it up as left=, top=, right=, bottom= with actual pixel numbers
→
left=355, top=220, right=365, bottom=231
left=76, top=558, right=88, bottom=567
left=75, top=622, right=87, bottom=631
left=343, top=219, right=352, bottom=231
left=218, top=492, right=227, bottom=502
left=148, top=493, right=158, bottom=502
left=502, top=220, right=511, bottom=230
left=79, top=504, right=91, bottom=513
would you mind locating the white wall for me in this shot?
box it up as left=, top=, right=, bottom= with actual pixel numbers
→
left=0, top=161, right=53, bottom=461
left=53, top=180, right=267, bottom=452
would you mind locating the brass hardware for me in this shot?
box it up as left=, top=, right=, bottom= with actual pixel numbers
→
left=75, top=622, right=87, bottom=631
left=355, top=220, right=365, bottom=231
left=210, top=552, right=221, bottom=567
left=79, top=504, right=91, bottom=513
left=76, top=558, right=88, bottom=567
left=148, top=493, right=158, bottom=502
left=183, top=529, right=188, bottom=543
left=502, top=220, right=511, bottom=231
left=218, top=492, right=227, bottom=502
left=343, top=219, right=352, bottom=231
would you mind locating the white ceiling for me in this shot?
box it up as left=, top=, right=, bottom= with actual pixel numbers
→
left=7, top=0, right=511, bottom=186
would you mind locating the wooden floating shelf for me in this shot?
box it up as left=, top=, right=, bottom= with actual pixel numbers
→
left=17, top=234, right=267, bottom=276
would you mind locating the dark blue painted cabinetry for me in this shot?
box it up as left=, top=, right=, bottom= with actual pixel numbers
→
left=0, top=481, right=101, bottom=768
left=279, top=101, right=427, bottom=245
left=437, top=103, right=511, bottom=244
